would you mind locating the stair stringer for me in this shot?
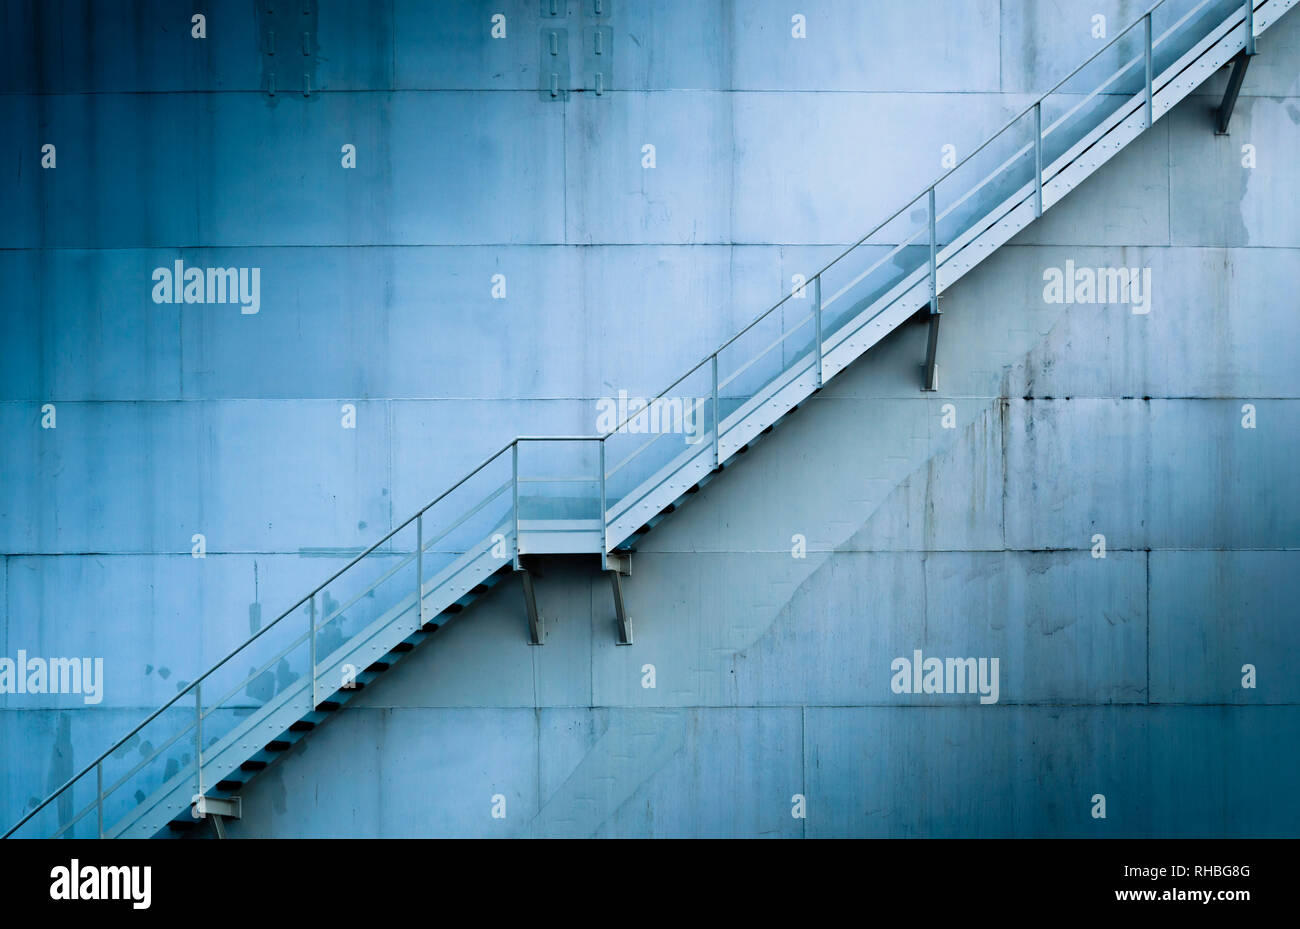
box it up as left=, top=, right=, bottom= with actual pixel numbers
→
left=605, top=0, right=1291, bottom=553
left=110, top=525, right=511, bottom=838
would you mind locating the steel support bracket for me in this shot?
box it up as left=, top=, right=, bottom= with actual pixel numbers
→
left=1214, top=51, right=1252, bottom=135
left=192, top=794, right=241, bottom=837
left=921, top=301, right=941, bottom=392
left=605, top=551, right=631, bottom=577
left=192, top=794, right=241, bottom=819
left=608, top=569, right=632, bottom=645
left=519, top=565, right=544, bottom=645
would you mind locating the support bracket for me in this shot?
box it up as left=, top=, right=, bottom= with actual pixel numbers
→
left=608, top=567, right=632, bottom=645
left=1214, top=52, right=1252, bottom=135
left=921, top=300, right=941, bottom=392
left=191, top=794, right=241, bottom=838
left=519, top=565, right=544, bottom=645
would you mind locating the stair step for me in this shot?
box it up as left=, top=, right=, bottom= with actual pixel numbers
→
left=442, top=604, right=464, bottom=614
left=392, top=641, right=415, bottom=653
left=265, top=740, right=291, bottom=752
left=470, top=584, right=489, bottom=595
left=289, top=720, right=315, bottom=733
left=318, top=700, right=341, bottom=711
left=364, top=662, right=390, bottom=674
left=215, top=780, right=242, bottom=792
left=240, top=760, right=267, bottom=772
left=168, top=819, right=198, bottom=832
left=422, top=622, right=441, bottom=633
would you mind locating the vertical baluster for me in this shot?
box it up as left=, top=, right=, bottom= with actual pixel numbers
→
left=928, top=187, right=937, bottom=309
left=1034, top=101, right=1043, bottom=217
left=924, top=186, right=941, bottom=392
left=194, top=684, right=203, bottom=803
left=1144, top=13, right=1153, bottom=127
left=309, top=592, right=317, bottom=709
left=599, top=441, right=607, bottom=570
left=813, top=274, right=823, bottom=388
left=96, top=762, right=103, bottom=839
left=416, top=512, right=424, bottom=632
left=1245, top=0, right=1255, bottom=56
left=711, top=354, right=720, bottom=470
left=512, top=442, right=520, bottom=570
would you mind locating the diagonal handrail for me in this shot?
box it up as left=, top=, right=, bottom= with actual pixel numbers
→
left=5, top=436, right=601, bottom=837
left=4, top=0, right=1263, bottom=839
left=602, top=0, right=1244, bottom=439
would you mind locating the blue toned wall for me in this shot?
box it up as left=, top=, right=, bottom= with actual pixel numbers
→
left=1, top=0, right=1297, bottom=837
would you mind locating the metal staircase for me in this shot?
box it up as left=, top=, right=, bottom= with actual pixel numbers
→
left=5, top=0, right=1291, bottom=839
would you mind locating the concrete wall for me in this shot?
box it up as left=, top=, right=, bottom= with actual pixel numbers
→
left=2, top=0, right=1297, bottom=836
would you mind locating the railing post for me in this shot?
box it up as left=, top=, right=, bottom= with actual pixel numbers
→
left=1245, top=0, right=1255, bottom=56
left=96, top=762, right=103, bottom=839
left=416, top=512, right=424, bottom=631
left=194, top=684, right=203, bottom=801
left=599, top=440, right=607, bottom=571
left=1034, top=101, right=1043, bottom=217
left=1144, top=13, right=1153, bottom=127
left=928, top=187, right=937, bottom=310
left=711, top=354, right=720, bottom=470
left=923, top=186, right=941, bottom=392
left=512, top=441, right=521, bottom=570
left=813, top=274, right=823, bottom=388
left=309, top=592, right=317, bottom=708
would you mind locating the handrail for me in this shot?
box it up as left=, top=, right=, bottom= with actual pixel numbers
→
left=5, top=0, right=1259, bottom=839
left=2, top=436, right=585, bottom=836
left=601, top=0, right=1235, bottom=438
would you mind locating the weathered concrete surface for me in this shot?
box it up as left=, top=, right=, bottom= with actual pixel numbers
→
left=2, top=0, right=1297, bottom=836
